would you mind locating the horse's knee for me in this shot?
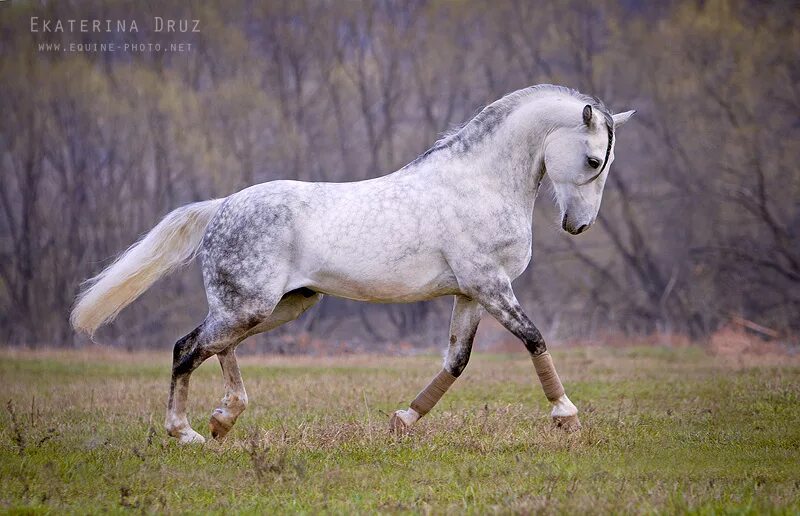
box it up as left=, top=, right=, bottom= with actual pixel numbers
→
left=444, top=333, right=474, bottom=377
left=445, top=350, right=470, bottom=377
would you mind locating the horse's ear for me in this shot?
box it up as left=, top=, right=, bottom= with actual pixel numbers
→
left=582, top=105, right=593, bottom=126
left=612, top=110, right=636, bottom=128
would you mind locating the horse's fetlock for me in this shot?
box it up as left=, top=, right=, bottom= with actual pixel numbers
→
left=228, top=394, right=248, bottom=413
left=164, top=419, right=184, bottom=437
left=525, top=340, right=547, bottom=356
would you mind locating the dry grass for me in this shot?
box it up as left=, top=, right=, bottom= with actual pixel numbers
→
left=1, top=345, right=799, bottom=513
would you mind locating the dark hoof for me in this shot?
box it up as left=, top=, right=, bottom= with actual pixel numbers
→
left=209, top=411, right=233, bottom=440
left=552, top=414, right=582, bottom=433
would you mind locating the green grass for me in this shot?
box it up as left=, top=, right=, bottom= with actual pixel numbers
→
left=1, top=346, right=799, bottom=514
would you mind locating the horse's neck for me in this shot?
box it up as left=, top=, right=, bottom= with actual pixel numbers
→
left=446, top=103, right=553, bottom=215
left=405, top=94, right=571, bottom=219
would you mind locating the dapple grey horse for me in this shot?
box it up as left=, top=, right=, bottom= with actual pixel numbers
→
left=71, top=84, right=634, bottom=443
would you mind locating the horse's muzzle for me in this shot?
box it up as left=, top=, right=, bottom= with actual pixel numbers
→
left=561, top=214, right=589, bottom=235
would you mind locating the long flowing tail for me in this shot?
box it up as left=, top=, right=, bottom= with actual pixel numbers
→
left=70, top=198, right=225, bottom=335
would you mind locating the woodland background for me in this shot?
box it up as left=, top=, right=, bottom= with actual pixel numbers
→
left=1, top=0, right=798, bottom=350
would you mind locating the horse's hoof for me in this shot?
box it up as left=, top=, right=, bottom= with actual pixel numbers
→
left=389, top=411, right=410, bottom=435
left=209, top=410, right=234, bottom=440
left=552, top=414, right=582, bottom=432
left=177, top=428, right=206, bottom=444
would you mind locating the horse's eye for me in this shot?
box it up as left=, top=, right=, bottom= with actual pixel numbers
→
left=587, top=157, right=601, bottom=169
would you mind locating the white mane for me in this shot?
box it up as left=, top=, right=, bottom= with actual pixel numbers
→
left=412, top=84, right=614, bottom=165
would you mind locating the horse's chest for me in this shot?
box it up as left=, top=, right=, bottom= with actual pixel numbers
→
left=449, top=205, right=533, bottom=280
left=493, top=232, right=532, bottom=279
left=456, top=221, right=532, bottom=280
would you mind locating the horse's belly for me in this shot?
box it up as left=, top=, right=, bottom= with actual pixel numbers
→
left=303, top=253, right=458, bottom=302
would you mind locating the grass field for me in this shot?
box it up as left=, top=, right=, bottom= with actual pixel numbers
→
left=1, top=345, right=799, bottom=513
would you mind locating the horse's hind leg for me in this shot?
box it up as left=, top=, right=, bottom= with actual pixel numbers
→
left=391, top=295, right=483, bottom=432
left=166, top=318, right=246, bottom=444
left=208, top=289, right=322, bottom=440
left=208, top=348, right=247, bottom=440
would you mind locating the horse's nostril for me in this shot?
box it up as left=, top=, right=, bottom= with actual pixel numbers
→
left=576, top=224, right=588, bottom=234
left=561, top=214, right=568, bottom=231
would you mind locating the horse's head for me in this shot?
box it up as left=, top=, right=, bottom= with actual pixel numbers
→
left=544, top=104, right=634, bottom=235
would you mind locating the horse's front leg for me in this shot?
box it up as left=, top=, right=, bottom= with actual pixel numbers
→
left=390, top=295, right=483, bottom=432
left=209, top=347, right=248, bottom=440
left=473, top=279, right=581, bottom=431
